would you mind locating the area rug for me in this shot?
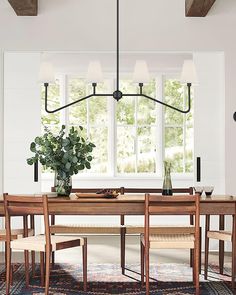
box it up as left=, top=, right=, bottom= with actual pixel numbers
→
left=0, top=263, right=233, bottom=294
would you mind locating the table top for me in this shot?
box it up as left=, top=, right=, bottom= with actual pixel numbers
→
left=0, top=194, right=235, bottom=215
left=0, top=194, right=235, bottom=203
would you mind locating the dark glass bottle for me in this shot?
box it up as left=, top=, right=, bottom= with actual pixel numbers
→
left=162, top=161, right=173, bottom=196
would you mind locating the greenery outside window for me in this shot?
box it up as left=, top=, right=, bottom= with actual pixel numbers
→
left=41, top=73, right=194, bottom=178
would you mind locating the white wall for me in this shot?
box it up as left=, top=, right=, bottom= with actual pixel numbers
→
left=3, top=53, right=42, bottom=238
left=4, top=53, right=41, bottom=193
left=194, top=52, right=225, bottom=193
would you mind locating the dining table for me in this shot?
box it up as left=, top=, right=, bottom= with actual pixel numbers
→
left=0, top=194, right=235, bottom=216
left=0, top=193, right=235, bottom=275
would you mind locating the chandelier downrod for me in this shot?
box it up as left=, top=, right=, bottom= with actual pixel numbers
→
left=43, top=0, right=193, bottom=114
left=116, top=0, right=119, bottom=92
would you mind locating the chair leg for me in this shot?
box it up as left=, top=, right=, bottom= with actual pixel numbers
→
left=145, top=244, right=149, bottom=295
left=192, top=249, right=196, bottom=285
left=51, top=215, right=55, bottom=268
left=40, top=252, right=45, bottom=287
left=6, top=247, right=11, bottom=295
left=10, top=265, right=13, bottom=286
left=45, top=250, right=51, bottom=295
left=30, top=215, right=36, bottom=277
left=219, top=240, right=224, bottom=275
left=204, top=238, right=209, bottom=280
left=232, top=215, right=236, bottom=289
left=121, top=227, right=125, bottom=275
left=204, top=215, right=210, bottom=280
left=5, top=242, right=13, bottom=285
left=232, top=243, right=235, bottom=289
left=199, top=227, right=202, bottom=274
left=82, top=238, right=87, bottom=292
left=190, top=215, right=194, bottom=267
left=24, top=250, right=30, bottom=288
left=51, top=252, right=55, bottom=268
left=140, top=240, right=144, bottom=287
left=194, top=243, right=200, bottom=291
left=31, top=251, right=35, bottom=277
left=5, top=242, right=7, bottom=271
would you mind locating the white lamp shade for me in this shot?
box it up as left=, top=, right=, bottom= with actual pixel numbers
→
left=133, top=60, right=150, bottom=83
left=86, top=61, right=103, bottom=83
left=38, top=62, right=55, bottom=84
left=180, top=60, right=198, bottom=84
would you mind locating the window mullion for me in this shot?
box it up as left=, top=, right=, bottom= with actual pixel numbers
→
left=157, top=74, right=164, bottom=177
left=109, top=79, right=116, bottom=177
left=135, top=95, right=138, bottom=173
left=183, top=85, right=187, bottom=173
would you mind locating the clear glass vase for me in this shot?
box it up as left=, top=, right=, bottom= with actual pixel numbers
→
left=54, top=172, right=72, bottom=197
left=162, top=161, right=173, bottom=196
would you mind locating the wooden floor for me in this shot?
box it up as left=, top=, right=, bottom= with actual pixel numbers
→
left=0, top=236, right=231, bottom=264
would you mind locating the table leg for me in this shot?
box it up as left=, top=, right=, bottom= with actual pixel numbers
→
left=219, top=215, right=225, bottom=275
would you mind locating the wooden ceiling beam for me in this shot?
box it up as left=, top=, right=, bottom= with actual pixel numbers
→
left=8, top=0, right=38, bottom=16
left=185, top=0, right=216, bottom=17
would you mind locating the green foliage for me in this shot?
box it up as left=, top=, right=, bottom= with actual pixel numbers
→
left=27, top=125, right=96, bottom=180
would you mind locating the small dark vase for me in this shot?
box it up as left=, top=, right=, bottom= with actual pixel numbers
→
left=54, top=172, right=72, bottom=196
left=162, top=161, right=173, bottom=196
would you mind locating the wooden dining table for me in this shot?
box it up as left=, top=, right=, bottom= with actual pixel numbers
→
left=0, top=194, right=235, bottom=216
left=0, top=193, right=235, bottom=276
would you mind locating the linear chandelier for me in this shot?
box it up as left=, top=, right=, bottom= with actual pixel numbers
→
left=39, top=0, right=198, bottom=114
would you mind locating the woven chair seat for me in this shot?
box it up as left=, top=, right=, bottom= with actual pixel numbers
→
left=207, top=230, right=232, bottom=241
left=11, top=234, right=84, bottom=252
left=0, top=228, right=34, bottom=241
left=141, top=233, right=195, bottom=249
left=126, top=224, right=195, bottom=234
left=50, top=224, right=124, bottom=234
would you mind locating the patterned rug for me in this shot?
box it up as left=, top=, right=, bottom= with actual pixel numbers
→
left=0, top=263, right=233, bottom=294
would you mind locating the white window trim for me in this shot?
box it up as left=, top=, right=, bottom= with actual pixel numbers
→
left=42, top=72, right=194, bottom=180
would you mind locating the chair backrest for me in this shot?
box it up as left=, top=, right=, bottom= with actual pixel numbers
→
left=3, top=194, right=51, bottom=246
left=144, top=194, right=200, bottom=243
left=122, top=187, right=193, bottom=194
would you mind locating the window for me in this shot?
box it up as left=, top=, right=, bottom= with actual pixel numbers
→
left=116, top=79, right=158, bottom=174
left=164, top=77, right=194, bottom=173
left=41, top=73, right=194, bottom=177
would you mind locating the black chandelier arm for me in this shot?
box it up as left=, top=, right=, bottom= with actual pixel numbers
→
left=45, top=93, right=94, bottom=114
left=141, top=94, right=191, bottom=114
left=44, top=83, right=112, bottom=114
left=123, top=83, right=192, bottom=114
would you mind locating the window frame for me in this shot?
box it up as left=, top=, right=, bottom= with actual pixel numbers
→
left=41, top=71, right=194, bottom=180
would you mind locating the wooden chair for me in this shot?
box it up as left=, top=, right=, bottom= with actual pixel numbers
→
left=141, top=194, right=200, bottom=295
left=121, top=187, right=201, bottom=274
left=204, top=209, right=236, bottom=288
left=50, top=187, right=126, bottom=272
left=3, top=194, right=87, bottom=295
left=0, top=219, right=35, bottom=281
left=50, top=186, right=199, bottom=276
